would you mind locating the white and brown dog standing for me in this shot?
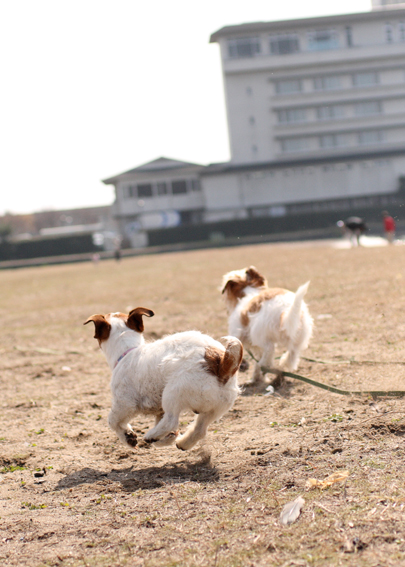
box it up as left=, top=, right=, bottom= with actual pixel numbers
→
left=84, top=308, right=243, bottom=451
left=221, top=267, right=313, bottom=384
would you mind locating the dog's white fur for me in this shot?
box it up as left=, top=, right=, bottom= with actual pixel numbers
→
left=221, top=266, right=313, bottom=383
left=84, top=308, right=243, bottom=451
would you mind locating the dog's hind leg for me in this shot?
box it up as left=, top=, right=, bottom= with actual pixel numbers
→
left=176, top=410, right=217, bottom=451
left=108, top=404, right=138, bottom=448
left=279, top=346, right=300, bottom=372
left=249, top=344, right=274, bottom=385
left=143, top=410, right=180, bottom=444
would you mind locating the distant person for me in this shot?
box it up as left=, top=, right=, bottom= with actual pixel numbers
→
left=113, top=235, right=122, bottom=261
left=382, top=211, right=396, bottom=243
left=337, top=217, right=368, bottom=247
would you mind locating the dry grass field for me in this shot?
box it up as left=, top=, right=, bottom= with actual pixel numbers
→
left=2, top=240, right=405, bottom=567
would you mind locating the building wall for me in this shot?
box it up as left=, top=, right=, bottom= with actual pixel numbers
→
left=201, top=155, right=405, bottom=218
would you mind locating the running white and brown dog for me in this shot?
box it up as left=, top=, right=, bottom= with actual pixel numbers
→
left=84, top=308, right=243, bottom=451
left=221, top=266, right=313, bottom=384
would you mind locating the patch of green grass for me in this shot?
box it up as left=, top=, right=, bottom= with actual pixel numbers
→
left=325, top=413, right=343, bottom=422
left=1, top=465, right=26, bottom=473
left=21, top=502, right=47, bottom=510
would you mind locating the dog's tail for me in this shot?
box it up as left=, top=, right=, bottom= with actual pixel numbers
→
left=281, top=281, right=310, bottom=339
left=203, top=337, right=243, bottom=385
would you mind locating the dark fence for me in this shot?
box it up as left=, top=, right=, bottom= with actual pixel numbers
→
left=147, top=204, right=403, bottom=247
left=0, top=234, right=101, bottom=261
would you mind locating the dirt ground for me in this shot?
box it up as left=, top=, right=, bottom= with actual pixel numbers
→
left=2, top=240, right=405, bottom=567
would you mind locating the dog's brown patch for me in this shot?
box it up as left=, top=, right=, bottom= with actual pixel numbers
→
left=84, top=314, right=111, bottom=344
left=113, top=312, right=128, bottom=320
left=203, top=341, right=243, bottom=385
left=203, top=347, right=222, bottom=380
left=222, top=266, right=267, bottom=309
left=241, top=288, right=288, bottom=326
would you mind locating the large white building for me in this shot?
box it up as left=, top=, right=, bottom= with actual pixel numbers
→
left=104, top=3, right=405, bottom=247
left=211, top=7, right=405, bottom=164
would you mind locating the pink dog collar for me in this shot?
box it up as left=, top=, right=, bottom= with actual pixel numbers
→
left=114, top=347, right=136, bottom=369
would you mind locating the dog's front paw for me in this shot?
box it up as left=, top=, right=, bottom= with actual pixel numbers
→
left=124, top=430, right=138, bottom=448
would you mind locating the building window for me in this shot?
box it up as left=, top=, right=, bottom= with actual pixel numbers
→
left=228, top=37, right=261, bottom=58
left=137, top=184, right=153, bottom=198
left=275, top=79, right=302, bottom=94
left=171, top=180, right=188, bottom=195
left=280, top=138, right=307, bottom=153
left=354, top=101, right=382, bottom=116
left=270, top=34, right=300, bottom=55
left=399, top=22, right=405, bottom=42
left=358, top=131, right=383, bottom=145
left=157, top=182, right=168, bottom=196
left=313, top=75, right=341, bottom=90
left=191, top=179, right=201, bottom=191
left=352, top=72, right=379, bottom=87
left=308, top=29, right=339, bottom=51
left=319, top=134, right=347, bottom=148
left=385, top=23, right=393, bottom=43
left=346, top=26, right=353, bottom=47
left=316, top=105, right=344, bottom=120
left=277, top=108, right=307, bottom=123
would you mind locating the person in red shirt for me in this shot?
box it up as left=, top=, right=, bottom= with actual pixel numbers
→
left=382, top=211, right=396, bottom=243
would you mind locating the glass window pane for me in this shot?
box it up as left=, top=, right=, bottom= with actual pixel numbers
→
left=314, top=76, right=340, bottom=90
left=276, top=79, right=302, bottom=94
left=353, top=72, right=379, bottom=87
left=358, top=131, right=383, bottom=145
left=278, top=108, right=306, bottom=123
left=308, top=29, right=339, bottom=51
left=137, top=184, right=153, bottom=198
left=317, top=105, right=344, bottom=120
left=354, top=101, right=381, bottom=116
left=228, top=37, right=261, bottom=58
left=172, top=180, right=188, bottom=194
left=281, top=138, right=306, bottom=152
left=270, top=35, right=300, bottom=55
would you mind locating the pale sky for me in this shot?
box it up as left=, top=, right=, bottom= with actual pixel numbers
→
left=0, top=0, right=371, bottom=215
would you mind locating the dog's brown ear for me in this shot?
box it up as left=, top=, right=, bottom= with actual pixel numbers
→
left=222, top=280, right=234, bottom=294
left=245, top=266, right=266, bottom=288
left=84, top=314, right=111, bottom=342
left=127, top=307, right=154, bottom=333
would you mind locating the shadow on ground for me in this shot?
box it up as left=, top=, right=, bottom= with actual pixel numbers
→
left=55, top=453, right=218, bottom=492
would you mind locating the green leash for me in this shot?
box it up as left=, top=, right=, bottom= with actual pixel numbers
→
left=246, top=350, right=405, bottom=398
